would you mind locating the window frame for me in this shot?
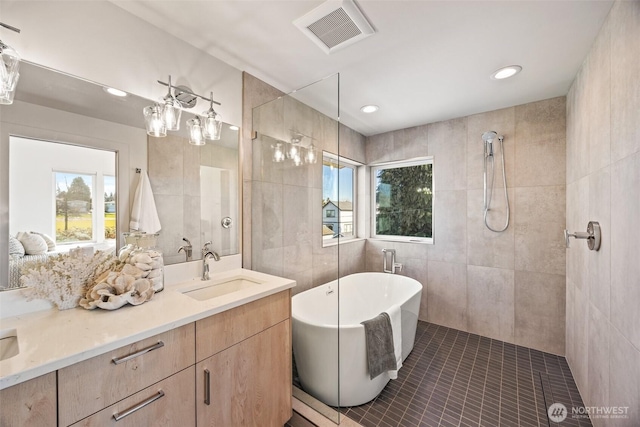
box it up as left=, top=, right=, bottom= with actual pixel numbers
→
left=370, top=157, right=434, bottom=244
left=322, top=151, right=361, bottom=246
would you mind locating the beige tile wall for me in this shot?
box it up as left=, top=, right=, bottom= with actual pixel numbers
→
left=148, top=134, right=239, bottom=264
left=565, top=2, right=640, bottom=424
left=245, top=73, right=367, bottom=296
left=364, top=96, right=567, bottom=356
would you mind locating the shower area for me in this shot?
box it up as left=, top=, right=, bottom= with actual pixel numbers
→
left=246, top=70, right=570, bottom=425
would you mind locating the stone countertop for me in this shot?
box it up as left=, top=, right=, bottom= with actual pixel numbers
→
left=0, top=268, right=295, bottom=390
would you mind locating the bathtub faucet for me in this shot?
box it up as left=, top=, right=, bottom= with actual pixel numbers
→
left=382, top=249, right=403, bottom=274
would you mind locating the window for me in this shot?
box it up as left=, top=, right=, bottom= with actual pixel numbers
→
left=54, top=171, right=117, bottom=244
left=371, top=158, right=433, bottom=242
left=322, top=152, right=360, bottom=243
left=55, top=171, right=95, bottom=243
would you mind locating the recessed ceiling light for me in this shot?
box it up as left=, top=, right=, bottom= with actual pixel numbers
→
left=104, top=87, right=127, bottom=97
left=360, top=105, right=379, bottom=113
left=491, top=65, right=522, bottom=80
left=229, top=125, right=239, bottom=131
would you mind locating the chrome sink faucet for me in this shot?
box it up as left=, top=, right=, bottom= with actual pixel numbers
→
left=382, top=248, right=403, bottom=274
left=178, top=237, right=193, bottom=262
left=201, top=241, right=220, bottom=281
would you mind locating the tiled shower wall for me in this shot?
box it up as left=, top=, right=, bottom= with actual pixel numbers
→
left=565, top=1, right=640, bottom=425
left=365, top=96, right=567, bottom=356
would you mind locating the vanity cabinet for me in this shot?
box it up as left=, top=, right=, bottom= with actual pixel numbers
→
left=70, top=366, right=195, bottom=426
left=2, top=288, right=293, bottom=427
left=195, top=290, right=292, bottom=427
left=0, top=371, right=57, bottom=426
left=58, top=324, right=195, bottom=426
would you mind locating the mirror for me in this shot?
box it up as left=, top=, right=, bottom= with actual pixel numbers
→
left=0, top=61, right=240, bottom=290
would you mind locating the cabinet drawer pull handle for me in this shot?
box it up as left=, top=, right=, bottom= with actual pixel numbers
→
left=204, top=368, right=211, bottom=405
left=112, top=341, right=165, bottom=365
left=113, top=390, right=165, bottom=421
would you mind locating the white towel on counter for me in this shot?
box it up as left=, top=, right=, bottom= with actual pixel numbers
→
left=129, top=169, right=161, bottom=233
left=387, top=303, right=403, bottom=379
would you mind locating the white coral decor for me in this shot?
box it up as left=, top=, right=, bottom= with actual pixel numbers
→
left=20, top=250, right=117, bottom=310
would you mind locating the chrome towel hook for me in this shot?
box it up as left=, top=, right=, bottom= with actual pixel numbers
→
left=564, top=221, right=601, bottom=251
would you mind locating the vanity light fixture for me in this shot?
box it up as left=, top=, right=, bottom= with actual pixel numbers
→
left=360, top=105, right=379, bottom=113
left=270, top=130, right=318, bottom=166
left=0, top=22, right=21, bottom=105
left=491, top=65, right=522, bottom=80
left=143, top=75, right=222, bottom=144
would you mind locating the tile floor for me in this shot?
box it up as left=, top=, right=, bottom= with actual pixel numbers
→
left=338, top=321, right=592, bottom=427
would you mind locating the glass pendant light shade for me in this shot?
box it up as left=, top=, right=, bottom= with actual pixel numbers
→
left=202, top=93, right=222, bottom=140
left=160, top=75, right=181, bottom=131
left=162, top=96, right=182, bottom=131
left=0, top=39, right=20, bottom=105
left=272, top=142, right=285, bottom=162
left=203, top=110, right=222, bottom=140
left=305, top=143, right=318, bottom=164
left=143, top=104, right=167, bottom=137
left=187, top=116, right=205, bottom=146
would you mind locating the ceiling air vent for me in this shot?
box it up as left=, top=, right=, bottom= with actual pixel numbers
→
left=294, top=0, right=375, bottom=54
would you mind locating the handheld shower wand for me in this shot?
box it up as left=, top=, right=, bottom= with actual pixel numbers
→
left=482, top=131, right=497, bottom=157
left=481, top=131, right=509, bottom=232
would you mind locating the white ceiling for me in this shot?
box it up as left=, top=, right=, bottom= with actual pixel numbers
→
left=113, top=0, right=613, bottom=136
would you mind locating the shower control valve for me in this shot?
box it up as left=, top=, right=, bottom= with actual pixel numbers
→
left=564, top=221, right=601, bottom=251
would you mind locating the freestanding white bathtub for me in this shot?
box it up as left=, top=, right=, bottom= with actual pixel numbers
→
left=292, top=272, right=423, bottom=407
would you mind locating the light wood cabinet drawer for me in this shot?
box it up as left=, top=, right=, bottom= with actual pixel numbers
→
left=0, top=372, right=57, bottom=427
left=71, top=366, right=195, bottom=426
left=58, top=323, right=195, bottom=426
left=196, top=290, right=290, bottom=361
left=196, top=320, right=291, bottom=427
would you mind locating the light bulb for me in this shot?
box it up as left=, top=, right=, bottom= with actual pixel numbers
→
left=162, top=96, right=181, bottom=131
left=187, top=116, right=205, bottom=146
left=272, top=143, right=285, bottom=162
left=143, top=105, right=167, bottom=137
left=293, top=152, right=303, bottom=166
left=305, top=144, right=318, bottom=164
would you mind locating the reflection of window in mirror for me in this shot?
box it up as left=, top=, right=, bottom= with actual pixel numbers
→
left=54, top=171, right=95, bottom=244
left=322, top=152, right=361, bottom=245
left=371, top=158, right=434, bottom=243
left=9, top=136, right=117, bottom=253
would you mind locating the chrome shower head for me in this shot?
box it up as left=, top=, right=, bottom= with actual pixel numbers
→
left=482, top=131, right=498, bottom=143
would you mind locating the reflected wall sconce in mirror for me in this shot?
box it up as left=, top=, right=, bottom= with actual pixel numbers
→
left=270, top=130, right=318, bottom=167
left=143, top=76, right=222, bottom=145
left=0, top=22, right=21, bottom=105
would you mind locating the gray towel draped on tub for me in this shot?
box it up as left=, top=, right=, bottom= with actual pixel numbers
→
left=361, top=312, right=397, bottom=379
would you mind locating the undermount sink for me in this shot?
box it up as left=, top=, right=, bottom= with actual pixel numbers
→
left=0, top=329, right=19, bottom=361
left=180, top=277, right=263, bottom=301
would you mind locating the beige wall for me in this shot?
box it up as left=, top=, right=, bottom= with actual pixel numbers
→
left=365, top=96, right=567, bottom=356
left=565, top=1, right=640, bottom=425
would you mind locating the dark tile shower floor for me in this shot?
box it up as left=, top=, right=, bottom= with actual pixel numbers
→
left=340, top=321, right=591, bottom=427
